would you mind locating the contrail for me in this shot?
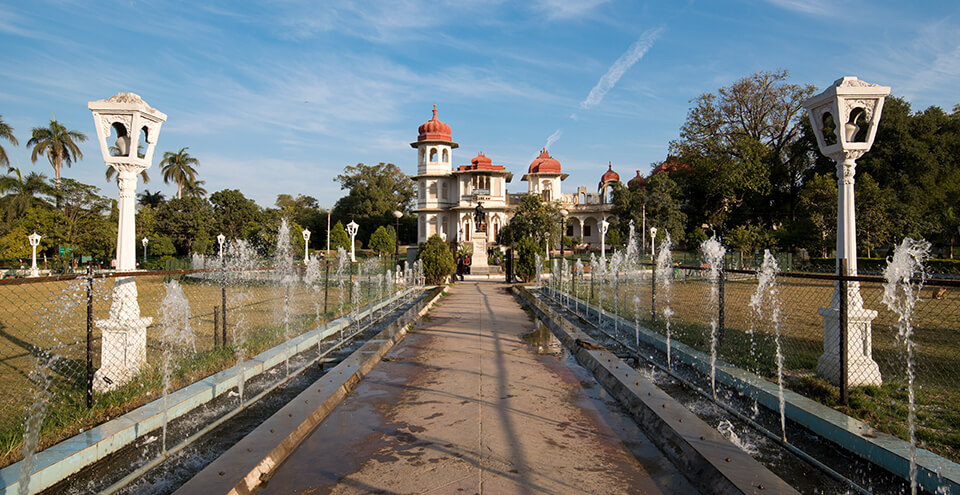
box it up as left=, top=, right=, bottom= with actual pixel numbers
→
left=544, top=129, right=562, bottom=149
left=580, top=26, right=664, bottom=109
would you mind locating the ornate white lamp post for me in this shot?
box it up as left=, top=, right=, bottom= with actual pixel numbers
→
left=302, top=228, right=311, bottom=261
left=346, top=220, right=359, bottom=262
left=141, top=237, right=148, bottom=265
left=393, top=210, right=402, bottom=260
left=599, top=219, right=610, bottom=261
left=803, top=77, right=889, bottom=387
left=89, top=92, right=166, bottom=391
left=217, top=233, right=225, bottom=259
left=28, top=232, right=41, bottom=277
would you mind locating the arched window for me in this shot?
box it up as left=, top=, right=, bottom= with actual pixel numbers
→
left=430, top=148, right=438, bottom=162
left=441, top=182, right=449, bottom=200
left=419, top=184, right=425, bottom=200
left=542, top=189, right=551, bottom=202
left=420, top=217, right=426, bottom=237
left=463, top=219, right=471, bottom=242
left=579, top=192, right=586, bottom=205
left=419, top=148, right=425, bottom=165
left=442, top=149, right=449, bottom=162
left=428, top=181, right=438, bottom=199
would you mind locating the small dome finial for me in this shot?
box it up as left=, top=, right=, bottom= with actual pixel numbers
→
left=432, top=103, right=437, bottom=119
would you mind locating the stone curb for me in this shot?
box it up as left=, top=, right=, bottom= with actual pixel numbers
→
left=173, top=286, right=446, bottom=495
left=516, top=286, right=798, bottom=495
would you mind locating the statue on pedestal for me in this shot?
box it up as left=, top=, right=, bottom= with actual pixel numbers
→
left=474, top=201, right=485, bottom=232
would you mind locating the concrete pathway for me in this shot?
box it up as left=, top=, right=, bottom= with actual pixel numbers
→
left=261, top=281, right=692, bottom=494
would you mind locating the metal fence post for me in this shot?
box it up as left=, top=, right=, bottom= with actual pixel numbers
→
left=839, top=259, right=849, bottom=405
left=651, top=261, right=657, bottom=321
left=213, top=306, right=220, bottom=347
left=718, top=258, right=726, bottom=347
left=86, top=263, right=94, bottom=409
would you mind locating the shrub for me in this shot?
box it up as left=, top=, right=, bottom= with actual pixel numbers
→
left=418, top=234, right=454, bottom=284
left=516, top=236, right=539, bottom=282
left=368, top=225, right=394, bottom=255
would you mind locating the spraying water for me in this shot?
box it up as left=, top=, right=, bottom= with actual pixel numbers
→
left=882, top=238, right=930, bottom=495
left=749, top=250, right=786, bottom=442
left=303, top=251, right=324, bottom=358
left=336, top=247, right=347, bottom=341
left=574, top=258, right=584, bottom=316
left=655, top=235, right=673, bottom=368
left=228, top=239, right=255, bottom=405
left=535, top=254, right=544, bottom=288
left=276, top=219, right=295, bottom=376
left=158, top=280, right=195, bottom=454
left=701, top=236, right=727, bottom=399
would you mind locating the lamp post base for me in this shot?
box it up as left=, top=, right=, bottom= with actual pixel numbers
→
left=93, top=277, right=151, bottom=392
left=817, top=305, right=882, bottom=387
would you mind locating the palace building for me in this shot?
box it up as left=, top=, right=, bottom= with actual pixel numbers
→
left=411, top=106, right=621, bottom=248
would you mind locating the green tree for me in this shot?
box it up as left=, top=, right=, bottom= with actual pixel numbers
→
left=0, top=168, right=51, bottom=225
left=183, top=179, right=207, bottom=198
left=856, top=173, right=890, bottom=258
left=332, top=162, right=415, bottom=242
left=368, top=225, right=394, bottom=255
left=210, top=189, right=261, bottom=241
left=275, top=193, right=325, bottom=242
left=0, top=114, right=18, bottom=168
left=160, top=147, right=200, bottom=199
left=797, top=173, right=837, bottom=257
left=27, top=117, right=87, bottom=207
left=646, top=172, right=686, bottom=245
left=500, top=194, right=559, bottom=246
left=138, top=189, right=165, bottom=207
left=671, top=70, right=815, bottom=228
left=418, top=234, right=454, bottom=284
left=329, top=221, right=350, bottom=252
left=156, top=196, right=214, bottom=254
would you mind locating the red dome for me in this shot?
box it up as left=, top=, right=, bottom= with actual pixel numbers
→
left=528, top=148, right=562, bottom=174
left=600, top=162, right=620, bottom=183
left=417, top=104, right=452, bottom=142
left=628, top=169, right=646, bottom=188
left=472, top=152, right=492, bottom=167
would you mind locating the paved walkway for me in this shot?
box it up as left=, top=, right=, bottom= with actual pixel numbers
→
left=262, top=281, right=692, bottom=494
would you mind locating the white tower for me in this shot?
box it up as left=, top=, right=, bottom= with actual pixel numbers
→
left=411, top=105, right=458, bottom=243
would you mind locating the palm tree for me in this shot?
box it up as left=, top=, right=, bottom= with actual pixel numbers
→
left=0, top=115, right=18, bottom=168
left=138, top=189, right=165, bottom=207
left=0, top=167, right=51, bottom=223
left=160, top=147, right=199, bottom=199
left=182, top=179, right=207, bottom=199
left=27, top=117, right=87, bottom=207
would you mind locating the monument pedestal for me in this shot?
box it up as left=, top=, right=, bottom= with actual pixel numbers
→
left=94, top=277, right=151, bottom=392
left=816, top=284, right=881, bottom=387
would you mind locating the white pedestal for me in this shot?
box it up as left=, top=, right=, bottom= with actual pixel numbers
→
left=471, top=237, right=488, bottom=270
left=817, top=289, right=881, bottom=387
left=94, top=277, right=151, bottom=392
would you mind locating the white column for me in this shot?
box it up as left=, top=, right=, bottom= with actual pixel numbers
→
left=817, top=151, right=881, bottom=386
left=96, top=165, right=152, bottom=391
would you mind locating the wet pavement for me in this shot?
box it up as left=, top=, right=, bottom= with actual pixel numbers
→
left=261, top=281, right=693, bottom=494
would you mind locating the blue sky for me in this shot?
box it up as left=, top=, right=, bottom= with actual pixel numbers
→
left=1, top=0, right=958, bottom=208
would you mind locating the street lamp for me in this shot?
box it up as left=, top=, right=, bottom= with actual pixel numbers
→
left=599, top=219, right=610, bottom=261
left=393, top=210, right=402, bottom=262
left=217, top=233, right=226, bottom=259
left=650, top=227, right=658, bottom=261
left=28, top=232, right=41, bottom=277
left=346, top=220, right=359, bottom=262
left=88, top=92, right=166, bottom=391
left=141, top=237, right=148, bottom=265
left=803, top=76, right=889, bottom=387
left=302, top=228, right=311, bottom=261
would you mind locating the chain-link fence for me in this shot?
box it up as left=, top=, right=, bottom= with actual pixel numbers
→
left=0, top=255, right=410, bottom=468
left=546, top=258, right=960, bottom=464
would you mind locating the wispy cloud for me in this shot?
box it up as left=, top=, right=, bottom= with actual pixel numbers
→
left=532, top=0, right=610, bottom=20
left=760, top=0, right=831, bottom=15
left=580, top=27, right=664, bottom=109
left=544, top=129, right=562, bottom=150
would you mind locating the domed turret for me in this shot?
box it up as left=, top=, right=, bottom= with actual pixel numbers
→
left=599, top=162, right=620, bottom=185
left=417, top=104, right=452, bottom=142
left=528, top=148, right=562, bottom=174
